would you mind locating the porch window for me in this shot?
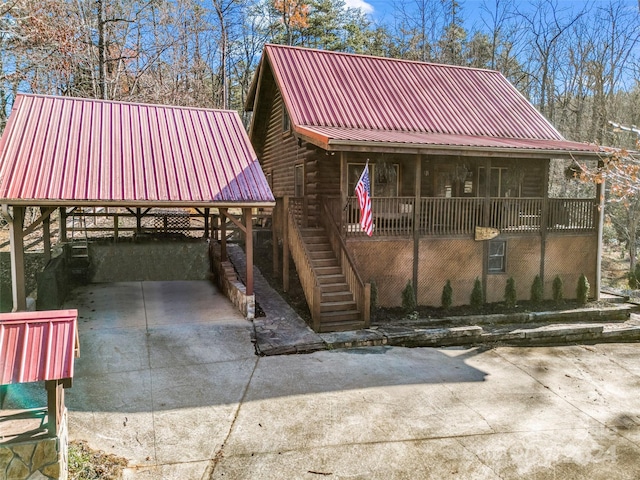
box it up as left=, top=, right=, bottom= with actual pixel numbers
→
left=479, top=167, right=517, bottom=197
left=488, top=240, right=506, bottom=273
left=347, top=163, right=399, bottom=197
left=294, top=164, right=304, bottom=196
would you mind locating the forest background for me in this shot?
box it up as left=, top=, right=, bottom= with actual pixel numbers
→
left=1, top=0, right=640, bottom=277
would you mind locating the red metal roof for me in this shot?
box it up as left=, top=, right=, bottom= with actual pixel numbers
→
left=297, top=126, right=599, bottom=154
left=250, top=45, right=600, bottom=155
left=0, top=94, right=275, bottom=206
left=0, top=310, right=79, bottom=385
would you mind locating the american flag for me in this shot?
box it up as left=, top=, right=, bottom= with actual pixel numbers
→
left=355, top=163, right=373, bottom=236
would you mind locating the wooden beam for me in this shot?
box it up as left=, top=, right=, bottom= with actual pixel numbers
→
left=22, top=207, right=56, bottom=236
left=42, top=208, right=51, bottom=266
left=45, top=380, right=64, bottom=437
left=413, top=154, right=421, bottom=301
left=204, top=207, right=210, bottom=239
left=482, top=158, right=492, bottom=300
left=244, top=208, right=254, bottom=296
left=272, top=200, right=280, bottom=278
left=595, top=173, right=605, bottom=300
left=540, top=160, right=550, bottom=292
left=220, top=208, right=228, bottom=262
left=60, top=207, right=67, bottom=242
left=4, top=206, right=27, bottom=311
left=219, top=210, right=246, bottom=233
left=283, top=196, right=290, bottom=292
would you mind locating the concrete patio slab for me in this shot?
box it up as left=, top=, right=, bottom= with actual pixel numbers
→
left=6, top=280, right=640, bottom=479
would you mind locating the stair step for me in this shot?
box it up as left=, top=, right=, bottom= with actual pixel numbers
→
left=309, top=250, right=335, bottom=260
left=312, top=258, right=340, bottom=268
left=315, top=266, right=342, bottom=276
left=317, top=274, right=346, bottom=285
left=322, top=291, right=354, bottom=302
left=302, top=235, right=330, bottom=244
left=71, top=253, right=89, bottom=259
left=306, top=243, right=332, bottom=252
left=318, top=321, right=365, bottom=333
left=71, top=244, right=88, bottom=249
left=319, top=310, right=361, bottom=323
left=320, top=300, right=358, bottom=313
left=321, top=282, right=350, bottom=293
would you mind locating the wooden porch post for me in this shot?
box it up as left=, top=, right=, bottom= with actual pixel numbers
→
left=272, top=199, right=280, bottom=278
left=340, top=152, right=348, bottom=229
left=204, top=208, right=210, bottom=239
left=540, top=160, right=550, bottom=292
left=595, top=173, right=606, bottom=300
left=42, top=207, right=51, bottom=266
left=244, top=208, right=254, bottom=296
left=136, top=208, right=142, bottom=235
left=59, top=207, right=67, bottom=242
left=220, top=208, right=228, bottom=262
left=283, top=196, right=290, bottom=292
left=4, top=206, right=27, bottom=311
left=482, top=158, right=492, bottom=300
left=45, top=380, right=64, bottom=437
left=413, top=154, right=422, bottom=301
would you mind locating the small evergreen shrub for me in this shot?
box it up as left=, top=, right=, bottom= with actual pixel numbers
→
left=635, top=263, right=640, bottom=284
left=370, top=280, right=378, bottom=313
left=577, top=274, right=590, bottom=305
left=530, top=275, right=544, bottom=304
left=470, top=277, right=484, bottom=308
left=441, top=280, right=453, bottom=309
left=402, top=280, right=417, bottom=313
left=504, top=277, right=517, bottom=308
left=629, top=271, right=638, bottom=289
left=552, top=275, right=564, bottom=304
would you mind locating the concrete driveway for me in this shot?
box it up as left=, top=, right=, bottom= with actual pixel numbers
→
left=5, top=281, right=640, bottom=479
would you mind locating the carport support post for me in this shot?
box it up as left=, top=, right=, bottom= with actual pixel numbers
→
left=6, top=206, right=27, bottom=311
left=42, top=207, right=51, bottom=265
left=244, top=208, right=253, bottom=295
left=220, top=208, right=228, bottom=262
left=204, top=208, right=210, bottom=238
left=283, top=196, right=290, bottom=292
left=59, top=207, right=67, bottom=242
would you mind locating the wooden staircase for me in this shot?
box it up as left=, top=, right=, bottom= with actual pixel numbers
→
left=299, top=227, right=363, bottom=332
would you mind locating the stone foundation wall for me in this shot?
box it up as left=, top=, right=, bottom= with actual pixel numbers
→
left=0, top=410, right=68, bottom=480
left=210, top=244, right=255, bottom=319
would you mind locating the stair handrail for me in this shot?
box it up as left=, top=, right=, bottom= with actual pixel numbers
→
left=321, top=198, right=371, bottom=327
left=287, top=198, right=323, bottom=330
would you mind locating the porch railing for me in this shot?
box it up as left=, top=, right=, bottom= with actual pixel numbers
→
left=320, top=198, right=370, bottom=327
left=341, top=196, right=596, bottom=237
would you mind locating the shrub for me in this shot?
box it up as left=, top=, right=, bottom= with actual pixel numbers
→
left=577, top=274, right=590, bottom=305
left=441, top=280, right=453, bottom=309
left=402, top=280, right=417, bottom=313
left=504, top=277, right=517, bottom=308
left=635, top=263, right=640, bottom=283
left=629, top=270, right=638, bottom=290
left=552, top=275, right=564, bottom=304
left=530, top=275, right=544, bottom=304
left=470, top=277, right=484, bottom=308
left=369, top=280, right=378, bottom=312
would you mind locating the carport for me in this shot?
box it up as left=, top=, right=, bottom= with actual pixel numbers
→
left=0, top=94, right=275, bottom=311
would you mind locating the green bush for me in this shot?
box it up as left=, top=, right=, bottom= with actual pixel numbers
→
left=470, top=277, right=484, bottom=308
left=577, top=274, right=590, bottom=305
left=635, top=263, right=640, bottom=283
left=441, top=280, right=453, bottom=309
left=530, top=275, right=544, bottom=304
left=504, top=277, right=517, bottom=308
left=402, top=280, right=417, bottom=313
left=369, top=280, right=378, bottom=312
left=552, top=275, right=564, bottom=304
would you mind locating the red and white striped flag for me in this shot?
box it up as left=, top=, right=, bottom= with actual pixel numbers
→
left=355, top=163, right=373, bottom=236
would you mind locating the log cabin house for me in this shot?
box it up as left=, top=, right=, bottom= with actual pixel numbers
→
left=246, top=44, right=604, bottom=333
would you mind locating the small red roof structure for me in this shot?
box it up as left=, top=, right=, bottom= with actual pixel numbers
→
left=247, top=44, right=599, bottom=156
left=0, top=310, right=79, bottom=385
left=0, top=94, right=274, bottom=207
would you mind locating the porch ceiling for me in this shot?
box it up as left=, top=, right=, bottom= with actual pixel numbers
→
left=295, top=125, right=604, bottom=159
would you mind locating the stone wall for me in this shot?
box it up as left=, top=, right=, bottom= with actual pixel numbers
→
left=0, top=410, right=68, bottom=480
left=210, top=244, right=255, bottom=319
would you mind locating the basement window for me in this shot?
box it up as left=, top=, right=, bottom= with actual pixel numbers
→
left=488, top=240, right=506, bottom=273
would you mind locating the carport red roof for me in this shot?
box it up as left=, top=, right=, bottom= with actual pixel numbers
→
left=248, top=45, right=601, bottom=156
left=0, top=94, right=275, bottom=207
left=0, top=310, right=79, bottom=385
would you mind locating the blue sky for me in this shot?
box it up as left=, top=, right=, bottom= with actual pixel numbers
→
left=347, top=0, right=639, bottom=30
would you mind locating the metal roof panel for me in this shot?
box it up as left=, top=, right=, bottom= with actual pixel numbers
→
left=0, top=95, right=275, bottom=206
left=0, top=310, right=78, bottom=385
left=263, top=45, right=567, bottom=142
